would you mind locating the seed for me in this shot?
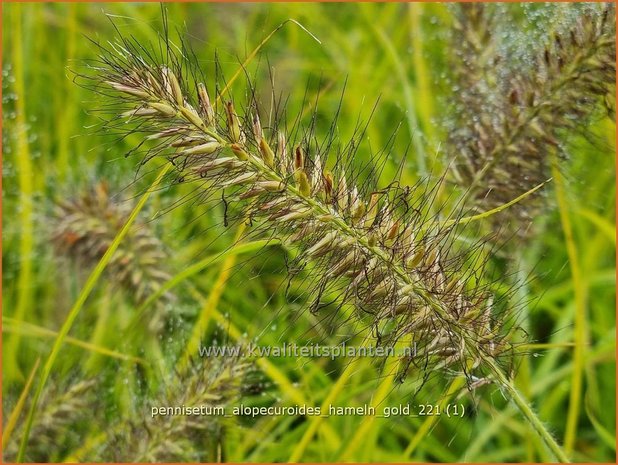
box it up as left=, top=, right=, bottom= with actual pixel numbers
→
left=277, top=208, right=312, bottom=222
left=316, top=213, right=334, bottom=222
left=328, top=251, right=359, bottom=277
left=221, top=172, right=257, bottom=187
left=423, top=247, right=438, bottom=268
left=146, top=71, right=164, bottom=96
left=197, top=83, right=215, bottom=126
left=370, top=278, right=391, bottom=298
left=239, top=188, right=266, bottom=200
left=192, top=157, right=241, bottom=175
left=146, top=128, right=184, bottom=140
left=351, top=201, right=366, bottom=225
left=288, top=224, right=318, bottom=243
left=277, top=132, right=287, bottom=162
left=400, top=226, right=414, bottom=251
left=260, top=197, right=290, bottom=212
left=149, top=102, right=177, bottom=117
left=162, top=66, right=183, bottom=106
left=259, top=138, right=275, bottom=168
left=230, top=143, right=249, bottom=161
left=107, top=81, right=151, bottom=98
left=445, top=278, right=464, bottom=295
left=181, top=141, right=220, bottom=156
left=252, top=113, right=263, bottom=142
left=364, top=193, right=381, bottom=228
left=406, top=246, right=424, bottom=269
left=226, top=101, right=241, bottom=143
left=297, top=170, right=311, bottom=196
left=305, top=231, right=338, bottom=257
left=238, top=180, right=283, bottom=199
left=256, top=180, right=283, bottom=192
left=294, top=145, right=304, bottom=171
left=239, top=181, right=283, bottom=199
left=386, top=220, right=400, bottom=245
left=180, top=106, right=205, bottom=130
left=337, top=174, right=349, bottom=212
left=323, top=171, right=334, bottom=201
left=312, top=156, right=323, bottom=190
left=122, top=107, right=158, bottom=118
left=171, top=137, right=204, bottom=148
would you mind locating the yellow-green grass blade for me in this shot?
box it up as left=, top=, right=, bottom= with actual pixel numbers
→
left=3, top=318, right=146, bottom=366
left=484, top=355, right=570, bottom=462
left=363, top=5, right=425, bottom=177
left=217, top=19, right=321, bottom=104
left=55, top=3, right=77, bottom=181
left=2, top=358, right=40, bottom=450
left=585, top=393, right=616, bottom=451
left=409, top=3, right=437, bottom=147
left=6, top=2, right=35, bottom=384
left=289, top=350, right=366, bottom=462
left=576, top=207, right=616, bottom=246
left=337, top=354, right=400, bottom=461
left=444, top=179, right=551, bottom=228
left=404, top=374, right=467, bottom=458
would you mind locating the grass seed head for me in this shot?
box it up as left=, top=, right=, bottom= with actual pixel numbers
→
left=84, top=23, right=520, bottom=382
left=449, top=3, right=616, bottom=236
left=51, top=182, right=173, bottom=332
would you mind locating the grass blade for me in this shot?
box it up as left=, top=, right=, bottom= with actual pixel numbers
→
left=6, top=2, right=35, bottom=384
left=3, top=318, right=146, bottom=365
left=552, top=156, right=587, bottom=455
left=2, top=358, right=40, bottom=449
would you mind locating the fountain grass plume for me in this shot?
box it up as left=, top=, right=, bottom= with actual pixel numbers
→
left=449, top=3, right=616, bottom=233
left=4, top=379, right=96, bottom=462
left=99, top=356, right=254, bottom=462
left=77, top=20, right=571, bottom=461
left=83, top=29, right=510, bottom=381
left=51, top=181, right=174, bottom=332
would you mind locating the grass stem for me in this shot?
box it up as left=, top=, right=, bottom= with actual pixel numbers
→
left=484, top=356, right=570, bottom=463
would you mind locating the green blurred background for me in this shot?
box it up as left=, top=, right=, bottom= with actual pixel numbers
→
left=2, top=2, right=616, bottom=462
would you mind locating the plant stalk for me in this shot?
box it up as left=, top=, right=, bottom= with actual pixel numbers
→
left=483, top=355, right=570, bottom=463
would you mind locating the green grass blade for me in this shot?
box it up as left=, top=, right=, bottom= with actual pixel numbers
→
left=3, top=318, right=146, bottom=365
left=6, top=2, right=35, bottom=384
left=552, top=157, right=587, bottom=455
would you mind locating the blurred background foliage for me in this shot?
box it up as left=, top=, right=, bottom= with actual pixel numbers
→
left=2, top=2, right=616, bottom=462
